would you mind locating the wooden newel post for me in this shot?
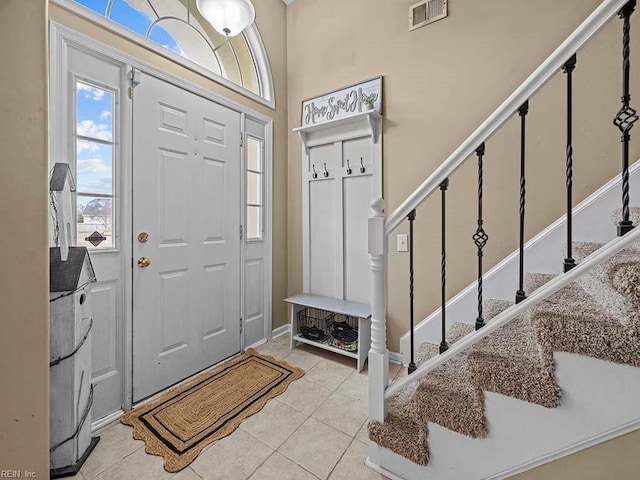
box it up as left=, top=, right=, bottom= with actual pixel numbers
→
left=368, top=198, right=388, bottom=423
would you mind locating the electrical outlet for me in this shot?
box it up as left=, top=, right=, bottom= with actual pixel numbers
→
left=397, top=234, right=408, bottom=252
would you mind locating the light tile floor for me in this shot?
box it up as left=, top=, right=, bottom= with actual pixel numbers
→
left=80, top=333, right=404, bottom=480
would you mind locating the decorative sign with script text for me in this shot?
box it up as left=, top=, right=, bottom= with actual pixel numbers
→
left=301, top=77, right=382, bottom=127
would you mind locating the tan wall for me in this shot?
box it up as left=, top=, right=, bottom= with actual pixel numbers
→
left=286, top=1, right=640, bottom=477
left=0, top=1, right=287, bottom=472
left=49, top=0, right=290, bottom=329
left=509, top=429, right=640, bottom=480
left=0, top=1, right=50, bottom=477
left=286, top=0, right=640, bottom=352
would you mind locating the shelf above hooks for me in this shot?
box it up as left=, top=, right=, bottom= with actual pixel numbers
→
left=293, top=110, right=382, bottom=149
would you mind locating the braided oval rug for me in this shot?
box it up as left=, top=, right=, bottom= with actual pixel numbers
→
left=121, top=348, right=304, bottom=472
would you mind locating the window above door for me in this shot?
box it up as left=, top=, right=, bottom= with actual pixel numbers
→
left=53, top=0, right=275, bottom=108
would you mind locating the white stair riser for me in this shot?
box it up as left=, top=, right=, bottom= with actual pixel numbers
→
left=370, top=352, right=640, bottom=479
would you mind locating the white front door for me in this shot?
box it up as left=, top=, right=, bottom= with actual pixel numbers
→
left=132, top=71, right=242, bottom=401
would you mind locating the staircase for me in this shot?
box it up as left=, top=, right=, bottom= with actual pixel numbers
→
left=368, top=210, right=640, bottom=479
left=364, top=0, right=640, bottom=478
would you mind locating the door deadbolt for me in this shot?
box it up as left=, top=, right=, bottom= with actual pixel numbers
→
left=138, top=232, right=149, bottom=243
left=138, top=257, right=151, bottom=268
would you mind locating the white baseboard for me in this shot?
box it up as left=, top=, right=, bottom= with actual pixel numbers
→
left=91, top=409, right=123, bottom=433
left=272, top=323, right=291, bottom=339
left=483, top=418, right=640, bottom=480
left=388, top=351, right=403, bottom=364
left=366, top=457, right=407, bottom=480
left=246, top=339, right=267, bottom=350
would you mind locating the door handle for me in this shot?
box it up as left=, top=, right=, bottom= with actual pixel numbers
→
left=138, top=257, right=151, bottom=268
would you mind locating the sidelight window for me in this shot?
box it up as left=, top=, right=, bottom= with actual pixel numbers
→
left=246, top=136, right=264, bottom=240
left=75, top=81, right=117, bottom=249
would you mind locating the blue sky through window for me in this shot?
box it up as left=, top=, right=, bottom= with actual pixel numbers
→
left=76, top=83, right=114, bottom=196
left=74, top=0, right=183, bottom=59
left=74, top=0, right=108, bottom=15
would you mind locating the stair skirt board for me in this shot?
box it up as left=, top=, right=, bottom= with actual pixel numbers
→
left=367, top=418, right=640, bottom=480
left=399, top=158, right=640, bottom=363
left=371, top=223, right=640, bottom=477
left=368, top=353, right=640, bottom=480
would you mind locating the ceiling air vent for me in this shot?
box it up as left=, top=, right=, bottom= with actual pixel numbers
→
left=410, top=0, right=448, bottom=31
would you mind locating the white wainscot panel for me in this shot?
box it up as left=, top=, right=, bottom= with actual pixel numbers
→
left=309, top=142, right=338, bottom=172
left=309, top=179, right=337, bottom=298
left=343, top=174, right=372, bottom=304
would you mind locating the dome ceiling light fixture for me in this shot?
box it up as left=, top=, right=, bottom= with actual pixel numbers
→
left=196, top=0, right=256, bottom=37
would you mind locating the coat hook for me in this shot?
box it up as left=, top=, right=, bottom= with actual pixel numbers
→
left=323, top=163, right=329, bottom=177
left=360, top=158, right=366, bottom=173
left=346, top=159, right=352, bottom=175
left=312, top=164, right=318, bottom=179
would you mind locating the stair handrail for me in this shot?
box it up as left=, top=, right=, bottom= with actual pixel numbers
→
left=385, top=225, right=640, bottom=398
left=384, top=0, right=631, bottom=236
left=368, top=0, right=636, bottom=424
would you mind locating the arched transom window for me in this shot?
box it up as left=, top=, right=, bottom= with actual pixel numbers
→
left=67, top=0, right=273, bottom=105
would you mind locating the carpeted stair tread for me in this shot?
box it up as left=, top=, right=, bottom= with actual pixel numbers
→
left=572, top=241, right=603, bottom=261
left=524, top=272, right=556, bottom=294
left=531, top=278, right=640, bottom=366
left=415, top=321, right=474, bottom=366
left=369, top=207, right=640, bottom=467
left=369, top=323, right=485, bottom=463
left=368, top=387, right=429, bottom=466
left=483, top=299, right=514, bottom=321
left=611, top=207, right=640, bottom=226
left=468, top=300, right=559, bottom=407
left=415, top=342, right=440, bottom=367
left=412, top=323, right=487, bottom=438
left=572, top=240, right=640, bottom=333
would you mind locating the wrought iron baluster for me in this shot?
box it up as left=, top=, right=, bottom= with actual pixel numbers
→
left=440, top=179, right=449, bottom=353
left=563, top=54, right=578, bottom=272
left=408, top=209, right=417, bottom=374
left=516, top=101, right=529, bottom=304
left=614, top=0, right=638, bottom=236
left=473, top=143, right=488, bottom=330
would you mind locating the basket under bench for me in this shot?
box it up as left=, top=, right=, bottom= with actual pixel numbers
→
left=284, top=293, right=372, bottom=372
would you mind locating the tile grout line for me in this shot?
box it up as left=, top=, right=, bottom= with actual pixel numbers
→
left=103, top=339, right=364, bottom=480
left=265, top=408, right=322, bottom=479
left=239, top=406, right=307, bottom=452
left=245, top=450, right=278, bottom=480
left=187, top=466, right=205, bottom=480
left=82, top=442, right=146, bottom=480
left=326, top=435, right=357, bottom=480
left=269, top=393, right=351, bottom=480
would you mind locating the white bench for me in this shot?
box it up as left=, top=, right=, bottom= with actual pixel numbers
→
left=284, top=293, right=371, bottom=372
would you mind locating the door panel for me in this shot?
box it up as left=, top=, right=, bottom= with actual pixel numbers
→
left=91, top=281, right=118, bottom=380
left=133, top=72, right=241, bottom=402
left=244, top=258, right=264, bottom=344
left=62, top=45, right=128, bottom=422
left=242, top=119, right=269, bottom=347
left=90, top=280, right=121, bottom=418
